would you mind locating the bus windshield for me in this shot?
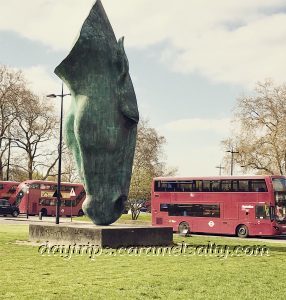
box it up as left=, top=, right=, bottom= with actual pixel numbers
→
left=272, top=178, right=286, bottom=192
left=15, top=189, right=25, bottom=206
left=272, top=179, right=286, bottom=223
left=276, top=203, right=286, bottom=223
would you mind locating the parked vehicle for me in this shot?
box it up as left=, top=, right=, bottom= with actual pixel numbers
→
left=0, top=198, right=19, bottom=217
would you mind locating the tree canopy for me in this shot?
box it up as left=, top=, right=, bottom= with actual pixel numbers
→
left=128, top=119, right=177, bottom=219
left=222, top=80, right=286, bottom=175
left=0, top=65, right=59, bottom=180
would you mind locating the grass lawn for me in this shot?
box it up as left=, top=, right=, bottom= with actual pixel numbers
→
left=0, top=224, right=286, bottom=300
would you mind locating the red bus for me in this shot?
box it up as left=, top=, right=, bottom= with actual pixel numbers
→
left=152, top=175, right=286, bottom=237
left=15, top=180, right=86, bottom=217
left=0, top=181, right=20, bottom=204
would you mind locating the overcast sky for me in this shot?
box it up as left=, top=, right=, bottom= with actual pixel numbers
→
left=1, top=0, right=286, bottom=176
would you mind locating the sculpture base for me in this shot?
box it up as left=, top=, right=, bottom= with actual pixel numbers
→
left=29, top=224, right=173, bottom=247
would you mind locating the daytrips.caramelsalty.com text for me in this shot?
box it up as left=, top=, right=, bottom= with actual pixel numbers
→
left=38, top=241, right=270, bottom=260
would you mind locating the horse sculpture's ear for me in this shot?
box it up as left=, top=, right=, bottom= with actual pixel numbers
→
left=117, top=37, right=129, bottom=82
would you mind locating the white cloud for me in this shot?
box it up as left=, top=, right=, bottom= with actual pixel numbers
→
left=1, top=0, right=286, bottom=87
left=22, top=65, right=59, bottom=96
left=159, top=117, right=232, bottom=176
left=169, top=145, right=225, bottom=177
left=164, top=118, right=231, bottom=134
left=21, top=65, right=72, bottom=112
left=0, top=0, right=95, bottom=50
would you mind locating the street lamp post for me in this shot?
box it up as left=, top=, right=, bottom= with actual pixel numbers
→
left=26, top=186, right=30, bottom=219
left=47, top=83, right=71, bottom=224
left=226, top=148, right=239, bottom=176
left=6, top=138, right=11, bottom=181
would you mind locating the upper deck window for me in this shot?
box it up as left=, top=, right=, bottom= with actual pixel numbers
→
left=29, top=183, right=40, bottom=189
left=221, top=180, right=232, bottom=192
left=202, top=181, right=211, bottom=192
left=251, top=180, right=268, bottom=192
left=154, top=178, right=268, bottom=193
left=237, top=180, right=249, bottom=192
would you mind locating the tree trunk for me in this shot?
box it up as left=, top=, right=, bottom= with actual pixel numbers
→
left=28, top=157, right=33, bottom=179
left=0, top=160, right=3, bottom=180
left=131, top=207, right=140, bottom=220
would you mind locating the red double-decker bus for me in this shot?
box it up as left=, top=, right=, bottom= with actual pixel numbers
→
left=0, top=181, right=20, bottom=204
left=152, top=175, right=286, bottom=237
left=15, top=180, right=86, bottom=217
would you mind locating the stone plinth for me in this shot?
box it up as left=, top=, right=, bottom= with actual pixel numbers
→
left=29, top=224, right=173, bottom=247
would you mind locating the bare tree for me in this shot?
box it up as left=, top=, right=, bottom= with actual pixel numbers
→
left=222, top=80, right=286, bottom=175
left=0, top=65, right=26, bottom=179
left=11, top=89, right=59, bottom=179
left=128, top=119, right=177, bottom=220
left=47, top=147, right=80, bottom=183
left=61, top=149, right=81, bottom=183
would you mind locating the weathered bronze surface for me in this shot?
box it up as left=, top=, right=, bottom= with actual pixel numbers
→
left=54, top=0, right=139, bottom=225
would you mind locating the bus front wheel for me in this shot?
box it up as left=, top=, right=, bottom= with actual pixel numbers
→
left=236, top=225, right=249, bottom=238
left=178, top=222, right=191, bottom=236
left=12, top=210, right=19, bottom=217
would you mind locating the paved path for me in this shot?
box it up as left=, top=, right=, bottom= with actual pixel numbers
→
left=1, top=215, right=286, bottom=244
left=190, top=234, right=286, bottom=244
left=0, top=215, right=89, bottom=226
left=0, top=215, right=151, bottom=228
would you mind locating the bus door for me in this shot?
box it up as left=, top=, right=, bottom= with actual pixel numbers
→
left=32, top=202, right=38, bottom=214
left=239, top=203, right=255, bottom=222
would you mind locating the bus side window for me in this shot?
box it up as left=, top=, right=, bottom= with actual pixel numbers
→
left=166, top=204, right=220, bottom=217
left=61, top=185, right=67, bottom=191
left=161, top=183, right=168, bottom=191
left=211, top=180, right=221, bottom=192
left=30, top=183, right=40, bottom=189
left=178, top=182, right=193, bottom=192
left=9, top=186, right=17, bottom=193
left=256, top=205, right=270, bottom=219
left=238, top=180, right=249, bottom=192
left=202, top=181, right=211, bottom=192
left=160, top=204, right=169, bottom=212
left=194, top=180, right=203, bottom=192
left=50, top=199, right=56, bottom=206
left=202, top=204, right=220, bottom=217
left=232, top=180, right=238, bottom=192
left=221, top=180, right=232, bottom=192
left=251, top=180, right=267, bottom=192
left=155, top=181, right=167, bottom=192
left=167, top=182, right=176, bottom=192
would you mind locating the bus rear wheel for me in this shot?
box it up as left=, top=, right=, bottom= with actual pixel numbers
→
left=178, top=222, right=191, bottom=236
left=236, top=225, right=249, bottom=238
left=40, top=208, right=47, bottom=217
left=78, top=209, right=84, bottom=217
